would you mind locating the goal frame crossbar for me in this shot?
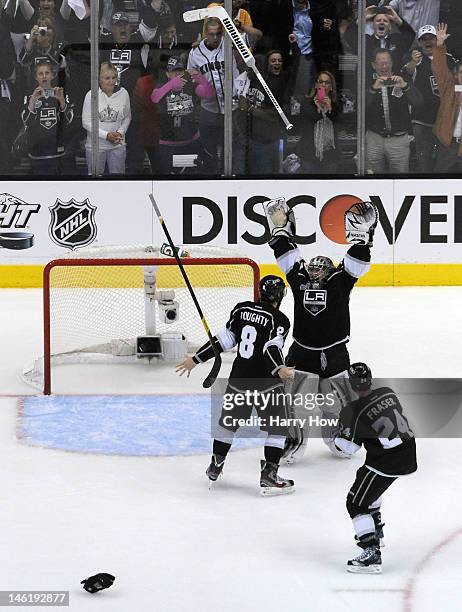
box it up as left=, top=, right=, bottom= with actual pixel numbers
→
left=42, top=256, right=260, bottom=395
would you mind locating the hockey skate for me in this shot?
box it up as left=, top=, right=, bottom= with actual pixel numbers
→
left=347, top=545, right=382, bottom=574
left=206, top=454, right=225, bottom=486
left=260, top=461, right=295, bottom=496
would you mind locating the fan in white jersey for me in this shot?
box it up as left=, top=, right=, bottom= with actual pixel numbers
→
left=187, top=17, right=241, bottom=172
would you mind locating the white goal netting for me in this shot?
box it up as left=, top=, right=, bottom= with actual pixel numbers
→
left=22, top=245, right=259, bottom=393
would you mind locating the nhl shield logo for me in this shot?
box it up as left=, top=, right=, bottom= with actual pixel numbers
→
left=303, top=289, right=327, bottom=316
left=49, top=198, right=97, bottom=250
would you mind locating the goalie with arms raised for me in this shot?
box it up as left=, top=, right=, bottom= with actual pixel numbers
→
left=263, top=197, right=378, bottom=463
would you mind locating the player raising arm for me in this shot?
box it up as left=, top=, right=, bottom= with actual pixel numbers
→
left=176, top=275, right=296, bottom=495
left=263, top=197, right=378, bottom=462
left=327, top=362, right=417, bottom=574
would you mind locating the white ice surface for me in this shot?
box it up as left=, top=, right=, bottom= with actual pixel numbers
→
left=1, top=287, right=461, bottom=611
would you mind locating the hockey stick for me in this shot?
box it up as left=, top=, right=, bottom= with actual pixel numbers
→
left=149, top=194, right=222, bottom=389
left=183, top=6, right=293, bottom=131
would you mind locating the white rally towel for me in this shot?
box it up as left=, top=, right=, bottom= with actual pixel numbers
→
left=68, top=0, right=88, bottom=20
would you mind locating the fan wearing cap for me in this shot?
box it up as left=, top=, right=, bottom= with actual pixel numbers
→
left=98, top=12, right=155, bottom=173
left=402, top=24, right=457, bottom=173
left=431, top=22, right=462, bottom=172
left=150, top=55, right=214, bottom=173
left=387, top=0, right=440, bottom=37
left=104, top=16, right=149, bottom=120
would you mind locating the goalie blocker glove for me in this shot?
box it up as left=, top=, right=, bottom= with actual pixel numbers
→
left=263, top=198, right=296, bottom=243
left=81, top=573, right=115, bottom=593
left=344, top=201, right=379, bottom=246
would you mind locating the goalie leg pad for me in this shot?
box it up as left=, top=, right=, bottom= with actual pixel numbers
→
left=319, top=372, right=355, bottom=456
left=282, top=371, right=319, bottom=462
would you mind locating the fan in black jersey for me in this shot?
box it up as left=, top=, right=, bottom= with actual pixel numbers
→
left=326, top=362, right=417, bottom=574
left=22, top=60, right=74, bottom=175
left=263, top=196, right=378, bottom=463
left=176, top=275, right=296, bottom=496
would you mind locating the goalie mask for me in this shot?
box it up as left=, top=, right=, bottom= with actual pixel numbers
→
left=259, top=275, right=286, bottom=306
left=348, top=362, right=372, bottom=392
left=306, top=256, right=334, bottom=283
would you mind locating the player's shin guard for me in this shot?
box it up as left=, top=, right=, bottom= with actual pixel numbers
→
left=354, top=499, right=385, bottom=547
left=371, top=509, right=385, bottom=547
left=264, top=436, right=285, bottom=464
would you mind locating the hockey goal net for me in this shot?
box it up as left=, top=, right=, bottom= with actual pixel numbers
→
left=23, top=245, right=260, bottom=394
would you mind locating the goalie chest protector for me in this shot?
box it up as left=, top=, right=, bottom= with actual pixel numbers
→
left=287, top=265, right=357, bottom=349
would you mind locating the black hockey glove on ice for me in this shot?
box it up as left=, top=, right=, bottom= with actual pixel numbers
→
left=81, top=573, right=115, bottom=593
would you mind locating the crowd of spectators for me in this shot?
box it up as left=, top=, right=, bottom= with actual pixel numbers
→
left=0, top=0, right=461, bottom=176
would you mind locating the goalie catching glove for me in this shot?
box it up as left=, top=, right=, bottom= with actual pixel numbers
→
left=263, top=197, right=296, bottom=242
left=344, top=201, right=379, bottom=246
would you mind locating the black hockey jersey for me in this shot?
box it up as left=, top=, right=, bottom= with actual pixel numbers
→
left=193, top=300, right=290, bottom=388
left=22, top=92, right=74, bottom=159
left=99, top=34, right=150, bottom=95
left=336, top=386, right=417, bottom=476
left=271, top=236, right=371, bottom=349
left=401, top=52, right=457, bottom=126
left=154, top=77, right=199, bottom=142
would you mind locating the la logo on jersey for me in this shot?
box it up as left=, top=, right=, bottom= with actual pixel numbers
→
left=303, top=289, right=327, bottom=316
left=49, top=198, right=97, bottom=250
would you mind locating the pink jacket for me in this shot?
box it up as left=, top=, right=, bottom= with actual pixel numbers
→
left=151, top=72, right=214, bottom=104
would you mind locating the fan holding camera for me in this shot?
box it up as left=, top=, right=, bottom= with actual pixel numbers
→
left=19, top=18, right=66, bottom=89
left=150, top=55, right=215, bottom=174
left=21, top=60, right=73, bottom=174
left=292, top=70, right=341, bottom=173
left=365, top=48, right=422, bottom=174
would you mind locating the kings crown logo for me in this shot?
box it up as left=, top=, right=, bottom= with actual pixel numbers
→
left=49, top=198, right=97, bottom=250
left=100, top=104, right=119, bottom=122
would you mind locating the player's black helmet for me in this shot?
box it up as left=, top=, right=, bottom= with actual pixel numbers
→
left=348, top=362, right=372, bottom=391
left=259, top=275, right=286, bottom=306
left=306, top=255, right=334, bottom=282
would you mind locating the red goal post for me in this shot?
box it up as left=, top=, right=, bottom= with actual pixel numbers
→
left=37, top=251, right=260, bottom=395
